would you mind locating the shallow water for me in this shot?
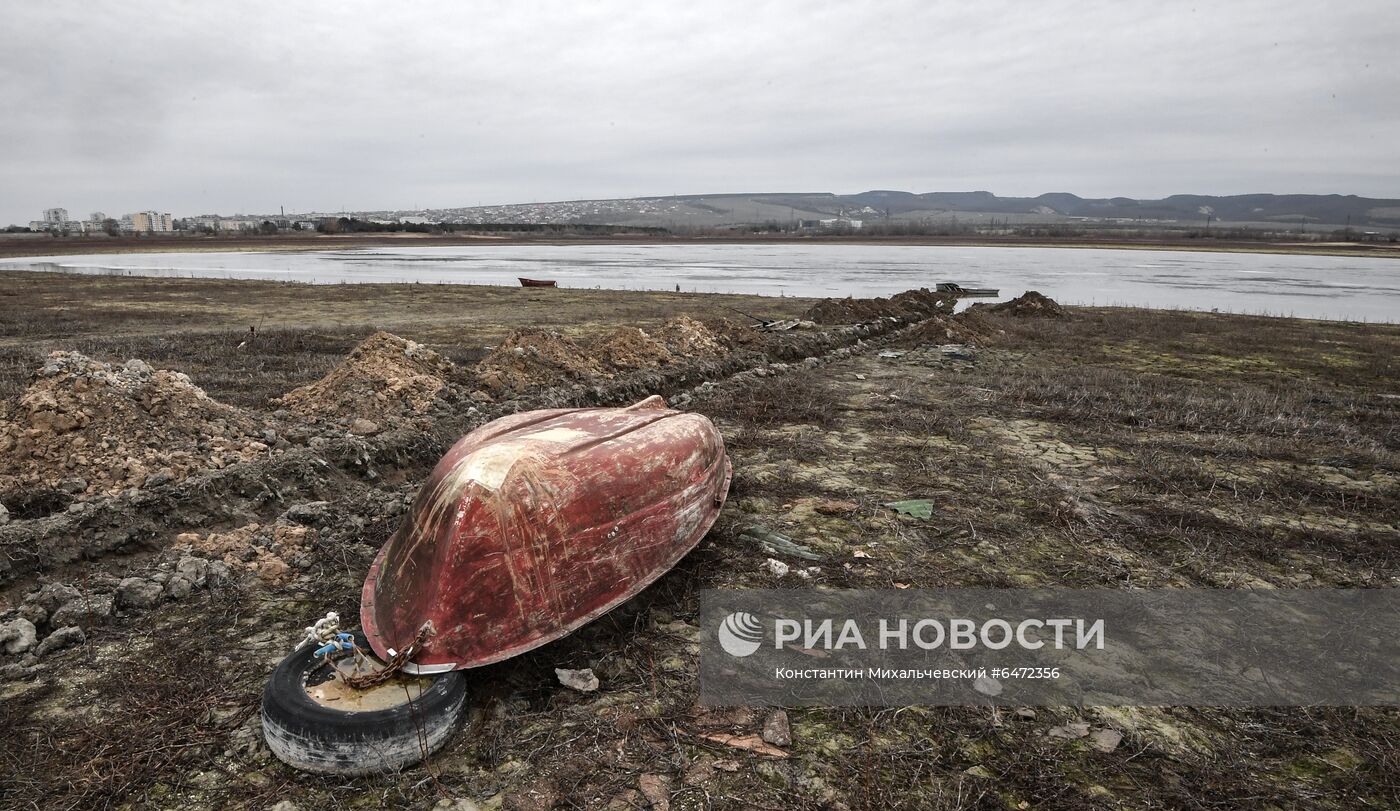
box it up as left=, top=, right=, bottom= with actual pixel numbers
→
left=6, top=244, right=1399, bottom=322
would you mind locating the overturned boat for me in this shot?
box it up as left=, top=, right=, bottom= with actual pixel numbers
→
left=265, top=395, right=730, bottom=773
left=361, top=394, right=730, bottom=672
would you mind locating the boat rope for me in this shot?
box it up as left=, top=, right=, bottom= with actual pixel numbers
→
left=301, top=610, right=434, bottom=690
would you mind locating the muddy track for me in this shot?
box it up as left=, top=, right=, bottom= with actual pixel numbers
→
left=0, top=316, right=913, bottom=590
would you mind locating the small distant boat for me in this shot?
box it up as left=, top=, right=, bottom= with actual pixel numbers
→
left=935, top=282, right=999, bottom=297
left=518, top=278, right=557, bottom=288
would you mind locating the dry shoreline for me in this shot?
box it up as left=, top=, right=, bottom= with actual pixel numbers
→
left=3, top=231, right=1399, bottom=260
left=1, top=276, right=1397, bottom=809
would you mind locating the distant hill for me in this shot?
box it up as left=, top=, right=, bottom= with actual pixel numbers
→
left=412, top=191, right=1400, bottom=230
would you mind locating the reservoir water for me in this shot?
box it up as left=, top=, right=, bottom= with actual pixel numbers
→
left=4, top=244, right=1398, bottom=323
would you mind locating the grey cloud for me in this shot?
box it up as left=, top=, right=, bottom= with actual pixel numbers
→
left=1, top=0, right=1396, bottom=225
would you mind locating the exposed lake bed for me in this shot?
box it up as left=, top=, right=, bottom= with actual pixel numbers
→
left=4, top=243, right=1398, bottom=322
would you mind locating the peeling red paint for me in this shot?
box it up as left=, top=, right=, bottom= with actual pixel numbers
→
left=360, top=395, right=730, bottom=669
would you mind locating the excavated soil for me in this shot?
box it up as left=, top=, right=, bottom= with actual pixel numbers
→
left=901, top=312, right=1001, bottom=345
left=0, top=352, right=269, bottom=496
left=590, top=326, right=676, bottom=371
left=802, top=287, right=956, bottom=324
left=974, top=289, right=1067, bottom=318
left=654, top=315, right=727, bottom=357
left=476, top=317, right=746, bottom=394
left=474, top=328, right=606, bottom=394
left=275, top=331, right=454, bottom=425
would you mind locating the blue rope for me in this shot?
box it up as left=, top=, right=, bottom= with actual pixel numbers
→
left=314, top=632, right=356, bottom=658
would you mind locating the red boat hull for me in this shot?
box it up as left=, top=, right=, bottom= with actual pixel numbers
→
left=361, top=396, right=730, bottom=670
left=518, top=278, right=557, bottom=287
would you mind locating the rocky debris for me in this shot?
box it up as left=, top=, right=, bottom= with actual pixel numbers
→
left=0, top=502, right=8, bottom=525
left=555, top=666, right=600, bottom=692
left=283, top=500, right=334, bottom=527
left=803, top=288, right=955, bottom=325
left=35, top=625, right=84, bottom=657
left=117, top=576, right=164, bottom=609
left=976, top=290, right=1066, bottom=318
left=475, top=329, right=604, bottom=394
left=277, top=331, right=453, bottom=423
left=0, top=618, right=38, bottom=655
left=0, top=351, right=269, bottom=495
left=182, top=521, right=314, bottom=585
left=761, top=710, right=791, bottom=747
left=655, top=315, right=725, bottom=357
left=176, top=555, right=211, bottom=588
left=590, top=326, right=675, bottom=371
left=29, top=582, right=81, bottom=616
left=763, top=558, right=790, bottom=577
left=348, top=417, right=380, bottom=436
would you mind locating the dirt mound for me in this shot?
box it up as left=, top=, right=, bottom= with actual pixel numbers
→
left=904, top=313, right=998, bottom=345
left=276, top=331, right=453, bottom=422
left=475, top=328, right=605, bottom=394
left=0, top=352, right=268, bottom=495
left=979, top=291, right=1066, bottom=318
left=803, top=288, right=956, bottom=325
left=654, top=315, right=725, bottom=357
left=702, top=317, right=776, bottom=351
left=590, top=326, right=675, bottom=371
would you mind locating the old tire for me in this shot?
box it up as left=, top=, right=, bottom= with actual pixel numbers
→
left=261, top=633, right=467, bottom=774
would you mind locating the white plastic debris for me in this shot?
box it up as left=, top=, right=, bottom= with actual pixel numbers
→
left=763, top=558, right=790, bottom=577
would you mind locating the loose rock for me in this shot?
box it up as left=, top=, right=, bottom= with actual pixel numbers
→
left=555, top=667, right=599, bottom=692
left=761, top=710, right=792, bottom=747
left=35, top=625, right=85, bottom=657
left=117, top=576, right=164, bottom=609
left=0, top=618, right=38, bottom=655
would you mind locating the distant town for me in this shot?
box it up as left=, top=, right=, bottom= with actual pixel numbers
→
left=9, top=189, right=1399, bottom=243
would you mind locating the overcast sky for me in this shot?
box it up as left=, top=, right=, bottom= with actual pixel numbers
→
left=1, top=1, right=1396, bottom=224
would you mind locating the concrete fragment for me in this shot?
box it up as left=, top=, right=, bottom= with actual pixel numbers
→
left=36, top=626, right=85, bottom=656
left=1089, top=728, right=1123, bottom=753
left=555, top=667, right=599, bottom=692
left=763, top=558, right=790, bottom=577
left=1047, top=721, right=1091, bottom=739
left=0, top=618, right=38, bottom=655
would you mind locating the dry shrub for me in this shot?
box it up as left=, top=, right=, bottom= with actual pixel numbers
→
left=699, top=371, right=839, bottom=429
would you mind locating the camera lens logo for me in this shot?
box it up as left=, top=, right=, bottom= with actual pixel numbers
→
left=717, top=611, right=764, bottom=657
